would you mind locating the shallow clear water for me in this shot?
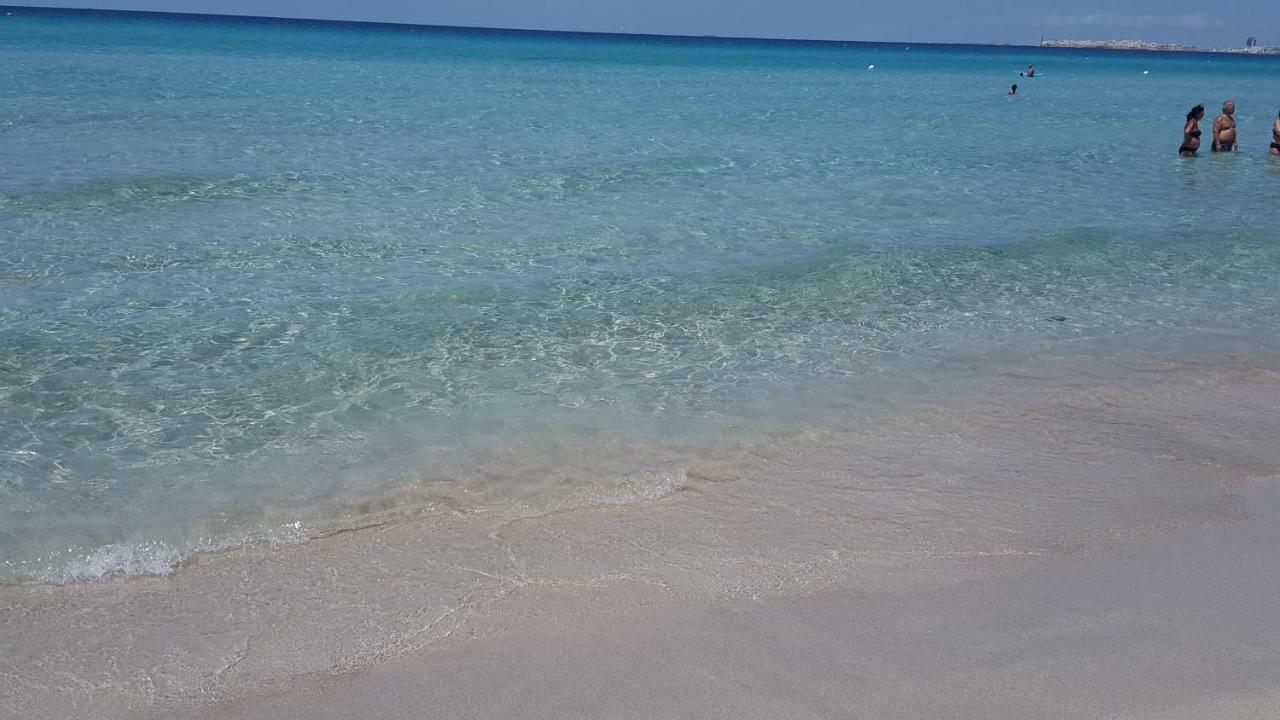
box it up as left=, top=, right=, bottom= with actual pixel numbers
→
left=2, top=9, right=1279, bottom=580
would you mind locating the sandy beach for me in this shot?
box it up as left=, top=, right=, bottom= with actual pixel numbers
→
left=5, top=348, right=1280, bottom=719
left=205, top=484, right=1280, bottom=720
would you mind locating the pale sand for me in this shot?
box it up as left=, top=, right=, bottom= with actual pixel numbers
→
left=203, top=483, right=1280, bottom=720
left=4, top=351, right=1280, bottom=719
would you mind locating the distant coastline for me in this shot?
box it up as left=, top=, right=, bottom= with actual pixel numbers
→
left=1042, top=38, right=1280, bottom=55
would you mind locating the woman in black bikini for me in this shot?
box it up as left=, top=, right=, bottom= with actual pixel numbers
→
left=1271, top=111, right=1280, bottom=156
left=1180, top=105, right=1204, bottom=156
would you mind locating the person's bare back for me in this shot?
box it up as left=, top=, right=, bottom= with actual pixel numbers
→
left=1271, top=113, right=1280, bottom=156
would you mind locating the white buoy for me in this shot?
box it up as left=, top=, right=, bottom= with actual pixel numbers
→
left=1143, top=70, right=1150, bottom=75
left=868, top=64, right=876, bottom=70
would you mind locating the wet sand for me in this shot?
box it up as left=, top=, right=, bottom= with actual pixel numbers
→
left=4, top=350, right=1280, bottom=719
left=204, top=483, right=1280, bottom=720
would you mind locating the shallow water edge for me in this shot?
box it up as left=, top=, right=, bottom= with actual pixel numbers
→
left=2, top=345, right=1279, bottom=717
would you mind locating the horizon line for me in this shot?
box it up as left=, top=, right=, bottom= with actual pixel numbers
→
left=3, top=4, right=1051, bottom=49
left=6, top=4, right=1269, bottom=58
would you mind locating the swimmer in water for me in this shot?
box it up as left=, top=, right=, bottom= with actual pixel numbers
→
left=1271, top=111, right=1280, bottom=156
left=1024, top=64, right=1035, bottom=77
left=1009, top=84, right=1018, bottom=96
left=1180, top=104, right=1204, bottom=156
left=1213, top=100, right=1237, bottom=152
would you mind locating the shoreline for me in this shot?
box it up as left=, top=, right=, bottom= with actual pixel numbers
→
left=6, top=326, right=1274, bottom=586
left=4, top=346, right=1280, bottom=718
left=201, top=482, right=1280, bottom=720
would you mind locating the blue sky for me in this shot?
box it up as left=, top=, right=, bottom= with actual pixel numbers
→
left=13, top=1, right=1279, bottom=46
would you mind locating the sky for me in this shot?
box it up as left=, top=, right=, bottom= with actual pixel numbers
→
left=11, top=1, right=1280, bottom=47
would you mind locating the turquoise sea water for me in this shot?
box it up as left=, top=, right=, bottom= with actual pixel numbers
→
left=3, top=8, right=1279, bottom=581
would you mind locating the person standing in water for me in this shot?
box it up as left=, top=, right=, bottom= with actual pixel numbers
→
left=1180, top=105, right=1204, bottom=156
left=1271, top=111, right=1280, bottom=156
left=1021, top=64, right=1035, bottom=77
left=1009, top=84, right=1018, bottom=96
left=1213, top=100, right=1238, bottom=152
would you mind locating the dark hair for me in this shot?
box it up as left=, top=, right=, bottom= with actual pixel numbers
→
left=1187, top=104, right=1204, bottom=121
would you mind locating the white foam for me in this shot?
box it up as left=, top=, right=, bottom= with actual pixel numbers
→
left=594, top=468, right=689, bottom=505
left=34, top=522, right=314, bottom=583
left=48, top=541, right=184, bottom=582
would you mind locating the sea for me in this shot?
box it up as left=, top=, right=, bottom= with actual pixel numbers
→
left=3, top=7, right=1280, bottom=583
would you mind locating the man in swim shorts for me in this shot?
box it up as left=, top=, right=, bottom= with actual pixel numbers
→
left=1213, top=100, right=1237, bottom=152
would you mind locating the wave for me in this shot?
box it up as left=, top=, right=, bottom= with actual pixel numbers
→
left=7, top=463, right=698, bottom=584
left=17, top=522, right=313, bottom=584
